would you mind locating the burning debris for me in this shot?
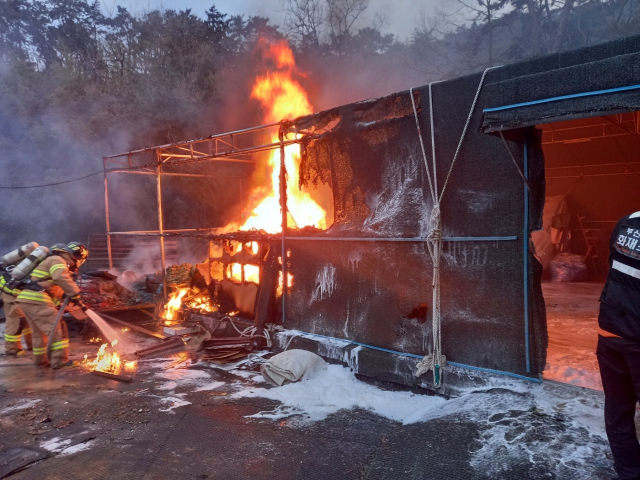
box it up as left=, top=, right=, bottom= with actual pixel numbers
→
left=83, top=40, right=334, bottom=378
left=77, top=272, right=154, bottom=311
left=82, top=339, right=136, bottom=376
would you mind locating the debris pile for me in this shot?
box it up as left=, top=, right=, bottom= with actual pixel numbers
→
left=78, top=272, right=154, bottom=310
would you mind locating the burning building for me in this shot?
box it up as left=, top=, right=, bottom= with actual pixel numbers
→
left=100, top=36, right=640, bottom=393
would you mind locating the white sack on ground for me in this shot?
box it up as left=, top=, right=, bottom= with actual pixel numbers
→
left=261, top=349, right=326, bottom=386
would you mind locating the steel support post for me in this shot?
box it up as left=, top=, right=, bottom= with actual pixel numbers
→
left=279, top=127, right=287, bottom=324
left=156, top=151, right=168, bottom=301
left=103, top=159, right=113, bottom=270
left=524, top=134, right=531, bottom=374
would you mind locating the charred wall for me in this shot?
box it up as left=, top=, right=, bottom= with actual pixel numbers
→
left=286, top=78, right=547, bottom=378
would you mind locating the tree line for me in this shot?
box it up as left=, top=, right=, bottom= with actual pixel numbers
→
left=0, top=0, right=638, bottom=250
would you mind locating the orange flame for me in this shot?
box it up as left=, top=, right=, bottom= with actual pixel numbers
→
left=83, top=339, right=123, bottom=374
left=164, top=288, right=189, bottom=321
left=187, top=296, right=217, bottom=314
left=240, top=40, right=326, bottom=234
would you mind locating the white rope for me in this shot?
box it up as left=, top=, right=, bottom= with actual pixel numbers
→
left=223, top=315, right=272, bottom=348
left=409, top=87, right=436, bottom=202
left=438, top=67, right=497, bottom=204
left=410, top=67, right=496, bottom=387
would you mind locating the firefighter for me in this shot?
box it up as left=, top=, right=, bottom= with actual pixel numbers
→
left=15, top=242, right=89, bottom=368
left=0, top=276, right=32, bottom=356
left=597, top=210, right=640, bottom=480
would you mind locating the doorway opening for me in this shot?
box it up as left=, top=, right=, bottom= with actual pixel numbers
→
left=535, top=112, right=640, bottom=390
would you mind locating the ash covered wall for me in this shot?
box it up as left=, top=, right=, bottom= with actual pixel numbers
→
left=284, top=77, right=547, bottom=378
left=282, top=33, right=640, bottom=380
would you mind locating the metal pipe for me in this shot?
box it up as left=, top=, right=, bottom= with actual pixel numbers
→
left=105, top=121, right=282, bottom=159
left=546, top=160, right=640, bottom=171
left=285, top=236, right=518, bottom=242
left=156, top=153, right=167, bottom=302
left=104, top=170, right=214, bottom=178
left=524, top=134, right=531, bottom=374
left=108, top=229, right=207, bottom=235
left=279, top=127, right=287, bottom=324
left=548, top=172, right=640, bottom=179
left=158, top=139, right=300, bottom=164
left=104, top=161, right=113, bottom=270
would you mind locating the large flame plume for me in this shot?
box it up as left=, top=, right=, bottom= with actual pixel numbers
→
left=240, top=40, right=327, bottom=234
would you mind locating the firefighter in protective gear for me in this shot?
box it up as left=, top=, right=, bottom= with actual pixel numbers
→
left=15, top=242, right=89, bottom=368
left=597, top=211, right=640, bottom=480
left=1, top=276, right=32, bottom=356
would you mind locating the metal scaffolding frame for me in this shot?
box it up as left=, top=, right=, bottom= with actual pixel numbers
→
left=103, top=119, right=519, bottom=321
left=103, top=121, right=294, bottom=305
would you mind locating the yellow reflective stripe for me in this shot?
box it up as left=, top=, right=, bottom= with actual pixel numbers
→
left=49, top=264, right=66, bottom=274
left=22, top=328, right=33, bottom=335
left=0, top=278, right=18, bottom=295
left=17, top=291, right=49, bottom=300
left=33, top=347, right=46, bottom=355
left=51, top=340, right=69, bottom=351
left=31, top=269, right=49, bottom=278
left=4, top=334, right=21, bottom=342
left=16, top=291, right=54, bottom=304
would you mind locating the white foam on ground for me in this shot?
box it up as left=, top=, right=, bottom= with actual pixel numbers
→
left=234, top=363, right=609, bottom=477
left=41, top=437, right=72, bottom=452
left=0, top=398, right=41, bottom=414
left=158, top=394, right=191, bottom=413
left=139, top=340, right=611, bottom=476
left=154, top=367, right=211, bottom=390
left=194, top=381, right=226, bottom=392
left=234, top=364, right=447, bottom=423
left=59, top=440, right=96, bottom=456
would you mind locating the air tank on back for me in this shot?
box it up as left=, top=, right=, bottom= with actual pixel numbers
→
left=1, top=242, right=39, bottom=266
left=10, top=246, right=50, bottom=281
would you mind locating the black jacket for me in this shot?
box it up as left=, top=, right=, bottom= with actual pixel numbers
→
left=599, top=211, right=640, bottom=340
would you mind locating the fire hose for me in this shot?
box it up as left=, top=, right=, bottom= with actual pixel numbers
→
left=45, top=296, right=70, bottom=361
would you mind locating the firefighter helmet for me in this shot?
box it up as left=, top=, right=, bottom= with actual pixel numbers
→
left=52, top=242, right=89, bottom=268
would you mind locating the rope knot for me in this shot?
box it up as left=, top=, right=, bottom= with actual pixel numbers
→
left=427, top=205, right=442, bottom=243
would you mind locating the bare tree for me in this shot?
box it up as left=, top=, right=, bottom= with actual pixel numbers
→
left=326, top=0, right=369, bottom=38
left=551, top=0, right=576, bottom=51
left=455, top=0, right=508, bottom=66
left=281, top=0, right=326, bottom=46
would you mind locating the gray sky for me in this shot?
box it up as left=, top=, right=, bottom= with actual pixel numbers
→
left=103, top=0, right=453, bottom=41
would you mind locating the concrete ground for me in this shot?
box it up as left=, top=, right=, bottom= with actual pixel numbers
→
left=542, top=281, right=604, bottom=390
left=0, top=320, right=618, bottom=480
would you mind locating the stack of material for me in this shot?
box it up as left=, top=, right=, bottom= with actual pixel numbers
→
left=166, top=263, right=194, bottom=287
left=199, top=336, right=260, bottom=364
left=78, top=272, right=152, bottom=310
left=549, top=253, right=589, bottom=282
